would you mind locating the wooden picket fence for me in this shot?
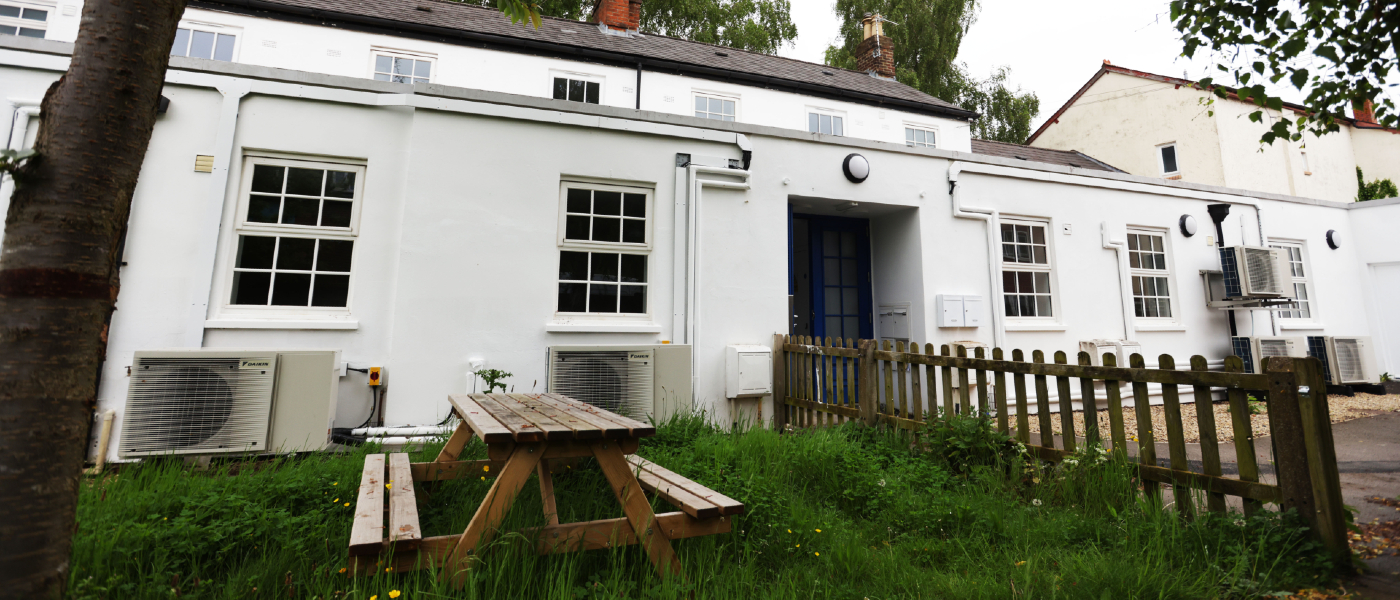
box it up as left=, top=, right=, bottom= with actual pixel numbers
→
left=770, top=334, right=1349, bottom=563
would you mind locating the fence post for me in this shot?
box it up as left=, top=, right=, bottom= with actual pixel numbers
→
left=1294, top=356, right=1350, bottom=566
left=1263, top=357, right=1320, bottom=536
left=772, top=333, right=787, bottom=431
left=859, top=339, right=877, bottom=426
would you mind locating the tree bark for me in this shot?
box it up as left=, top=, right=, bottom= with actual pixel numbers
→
left=0, top=1, right=186, bottom=597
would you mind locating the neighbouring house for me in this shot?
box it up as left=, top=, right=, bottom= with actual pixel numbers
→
left=1, top=0, right=1397, bottom=462
left=1027, top=62, right=1400, bottom=204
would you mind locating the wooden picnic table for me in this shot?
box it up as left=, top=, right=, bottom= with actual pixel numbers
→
left=348, top=393, right=743, bottom=586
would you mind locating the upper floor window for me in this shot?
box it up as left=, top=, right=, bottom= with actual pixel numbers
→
left=808, top=109, right=844, bottom=136
left=1127, top=230, right=1173, bottom=319
left=171, top=26, right=237, bottom=62
left=694, top=93, right=736, bottom=121
left=556, top=182, right=652, bottom=316
left=373, top=52, right=432, bottom=84
left=905, top=126, right=936, bottom=148
left=0, top=2, right=47, bottom=38
left=1001, top=220, right=1054, bottom=318
left=229, top=157, right=364, bottom=310
left=1271, top=242, right=1313, bottom=320
left=553, top=76, right=600, bottom=104
left=1158, top=142, right=1179, bottom=177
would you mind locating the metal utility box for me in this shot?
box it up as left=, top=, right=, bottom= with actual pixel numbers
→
left=878, top=303, right=910, bottom=340
left=725, top=345, right=772, bottom=398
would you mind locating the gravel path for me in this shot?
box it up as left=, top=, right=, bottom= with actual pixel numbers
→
left=1022, top=393, right=1400, bottom=444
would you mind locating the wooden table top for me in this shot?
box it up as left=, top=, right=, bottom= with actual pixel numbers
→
left=448, top=393, right=655, bottom=444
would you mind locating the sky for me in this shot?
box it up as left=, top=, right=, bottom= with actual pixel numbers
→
left=776, top=0, right=1240, bottom=131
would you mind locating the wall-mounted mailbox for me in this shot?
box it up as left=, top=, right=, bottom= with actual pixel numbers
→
left=725, top=345, right=772, bottom=398
left=878, top=303, right=910, bottom=340
left=936, top=294, right=983, bottom=328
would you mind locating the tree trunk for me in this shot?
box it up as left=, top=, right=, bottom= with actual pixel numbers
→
left=0, top=1, right=187, bottom=597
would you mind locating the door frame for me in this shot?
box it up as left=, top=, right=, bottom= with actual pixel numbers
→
left=790, top=212, right=873, bottom=341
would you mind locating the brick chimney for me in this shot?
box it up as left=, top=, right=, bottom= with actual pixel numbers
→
left=1354, top=99, right=1377, bottom=125
left=590, top=0, right=641, bottom=34
left=855, top=13, right=896, bottom=79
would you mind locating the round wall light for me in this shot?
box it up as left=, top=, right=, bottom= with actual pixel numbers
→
left=1179, top=214, right=1198, bottom=237
left=843, top=153, right=870, bottom=183
left=1326, top=229, right=1340, bottom=249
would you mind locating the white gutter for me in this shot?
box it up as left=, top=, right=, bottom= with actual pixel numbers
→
left=183, top=78, right=251, bottom=347
left=947, top=162, right=1006, bottom=348
left=1100, top=222, right=1135, bottom=341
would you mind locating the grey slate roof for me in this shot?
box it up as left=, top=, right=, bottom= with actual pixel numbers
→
left=970, top=139, right=1123, bottom=173
left=200, top=0, right=975, bottom=119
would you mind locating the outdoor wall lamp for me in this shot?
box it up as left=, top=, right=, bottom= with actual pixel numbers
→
left=1326, top=229, right=1340, bottom=249
left=843, top=153, right=870, bottom=183
left=1179, top=214, right=1198, bottom=237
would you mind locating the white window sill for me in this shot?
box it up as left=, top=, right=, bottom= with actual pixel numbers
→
left=1278, top=321, right=1324, bottom=330
left=1135, top=324, right=1187, bottom=332
left=205, top=319, right=359, bottom=330
left=545, top=322, right=662, bottom=333
left=1004, top=323, right=1067, bottom=332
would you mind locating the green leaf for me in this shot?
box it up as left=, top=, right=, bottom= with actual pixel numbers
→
left=1314, top=45, right=1340, bottom=63
left=1249, top=111, right=1262, bottom=123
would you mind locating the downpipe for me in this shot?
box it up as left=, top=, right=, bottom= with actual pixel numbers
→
left=947, top=162, right=1006, bottom=348
left=1100, top=222, right=1135, bottom=341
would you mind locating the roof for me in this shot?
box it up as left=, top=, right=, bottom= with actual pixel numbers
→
left=1027, top=63, right=1393, bottom=144
left=970, top=138, right=1123, bottom=172
left=196, top=0, right=978, bottom=121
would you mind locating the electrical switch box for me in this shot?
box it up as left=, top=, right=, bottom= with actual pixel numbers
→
left=725, top=345, right=772, bottom=398
left=367, top=366, right=384, bottom=386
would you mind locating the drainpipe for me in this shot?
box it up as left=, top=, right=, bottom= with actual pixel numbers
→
left=1206, top=203, right=1238, bottom=339
left=635, top=63, right=642, bottom=110
left=947, top=162, right=1005, bottom=349
left=184, top=79, right=252, bottom=347
left=1100, top=222, right=1135, bottom=341
left=0, top=99, right=41, bottom=249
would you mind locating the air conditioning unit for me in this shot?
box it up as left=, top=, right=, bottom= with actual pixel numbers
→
left=1219, top=246, right=1295, bottom=299
left=547, top=345, right=692, bottom=421
left=1306, top=336, right=1379, bottom=385
left=1231, top=336, right=1305, bottom=374
left=118, top=349, right=340, bottom=459
left=1079, top=339, right=1144, bottom=367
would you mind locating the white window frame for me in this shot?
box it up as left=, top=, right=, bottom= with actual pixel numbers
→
left=904, top=123, right=938, bottom=148
left=549, top=70, right=605, bottom=105
left=1126, top=227, right=1179, bottom=323
left=1157, top=142, right=1180, bottom=178
left=369, top=47, right=435, bottom=84
left=215, top=154, right=367, bottom=321
left=999, top=218, right=1060, bottom=322
left=806, top=106, right=846, bottom=136
left=1270, top=240, right=1317, bottom=323
left=171, top=21, right=242, bottom=62
left=554, top=180, right=654, bottom=322
left=692, top=91, right=738, bottom=122
left=0, top=0, right=52, bottom=39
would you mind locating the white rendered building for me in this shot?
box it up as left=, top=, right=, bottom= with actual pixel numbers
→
left=1, top=0, right=1397, bottom=461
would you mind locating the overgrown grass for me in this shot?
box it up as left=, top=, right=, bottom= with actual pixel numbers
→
left=69, top=414, right=1335, bottom=599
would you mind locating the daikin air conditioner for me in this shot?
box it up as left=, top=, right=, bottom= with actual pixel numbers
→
left=547, top=345, right=692, bottom=421
left=1079, top=339, right=1144, bottom=367
left=1219, top=246, right=1295, bottom=299
left=118, top=350, right=339, bottom=458
left=1231, top=336, right=1306, bottom=374
left=1306, top=336, right=1379, bottom=385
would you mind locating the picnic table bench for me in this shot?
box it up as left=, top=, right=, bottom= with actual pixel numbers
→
left=347, top=393, right=742, bottom=585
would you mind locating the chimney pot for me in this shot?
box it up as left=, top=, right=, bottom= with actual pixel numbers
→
left=856, top=13, right=895, bottom=79
left=1354, top=99, right=1377, bottom=125
left=590, top=0, right=642, bottom=34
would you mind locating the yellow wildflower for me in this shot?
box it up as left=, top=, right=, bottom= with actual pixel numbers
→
left=333, top=482, right=338, bottom=485
left=815, top=529, right=821, bottom=533
left=370, top=596, right=378, bottom=600
left=480, top=476, right=486, bottom=481
left=386, top=483, right=392, bottom=489
left=344, top=503, right=350, bottom=507
left=333, top=498, right=339, bottom=503
left=1015, top=561, right=1027, bottom=567
left=787, top=529, right=791, bottom=533
left=483, top=465, right=489, bottom=472
left=814, top=552, right=819, bottom=556
left=338, top=568, right=346, bottom=574
left=385, top=567, right=392, bottom=573
left=796, top=544, right=800, bottom=548
left=389, top=591, right=401, bottom=599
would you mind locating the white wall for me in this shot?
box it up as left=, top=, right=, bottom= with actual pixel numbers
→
left=1349, top=198, right=1400, bottom=372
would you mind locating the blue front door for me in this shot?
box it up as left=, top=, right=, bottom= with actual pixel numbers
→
left=790, top=213, right=872, bottom=341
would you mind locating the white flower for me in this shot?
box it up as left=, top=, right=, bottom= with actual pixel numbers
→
left=878, top=479, right=887, bottom=487
left=1032, top=499, right=1043, bottom=507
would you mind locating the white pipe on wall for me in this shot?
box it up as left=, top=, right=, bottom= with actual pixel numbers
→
left=681, top=163, right=750, bottom=393
left=1100, top=222, right=1136, bottom=341
left=947, top=162, right=1006, bottom=348
left=350, top=425, right=452, bottom=436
